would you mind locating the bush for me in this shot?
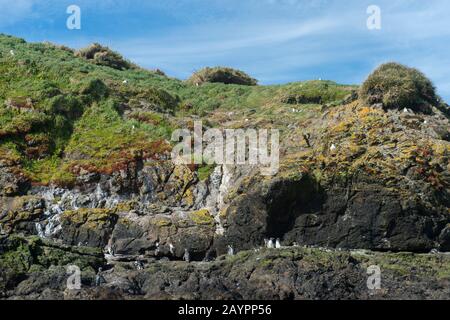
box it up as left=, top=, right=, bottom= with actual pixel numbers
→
left=76, top=78, right=109, bottom=101
left=188, top=67, right=258, bottom=86
left=75, top=43, right=133, bottom=70
left=119, top=86, right=180, bottom=113
left=360, top=62, right=438, bottom=112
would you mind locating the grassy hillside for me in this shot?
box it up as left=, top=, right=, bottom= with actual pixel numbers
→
left=0, top=34, right=356, bottom=186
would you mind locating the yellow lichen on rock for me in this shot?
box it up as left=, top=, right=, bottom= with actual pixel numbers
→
left=190, top=209, right=214, bottom=225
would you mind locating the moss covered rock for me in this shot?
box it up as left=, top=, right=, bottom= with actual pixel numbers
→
left=58, top=208, right=118, bottom=247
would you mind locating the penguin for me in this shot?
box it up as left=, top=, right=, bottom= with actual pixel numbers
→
left=267, top=238, right=274, bottom=249
left=403, top=108, right=409, bottom=113
left=9, top=50, right=14, bottom=56
left=155, top=242, right=160, bottom=256
left=227, top=245, right=234, bottom=256
left=95, top=267, right=106, bottom=287
left=292, top=242, right=299, bottom=247
left=183, top=248, right=190, bottom=263
left=263, top=238, right=269, bottom=247
left=107, top=238, right=115, bottom=256
left=275, top=238, right=282, bottom=249
left=330, top=144, right=337, bottom=152
left=134, top=260, right=144, bottom=270
left=122, top=79, right=128, bottom=84
left=169, top=243, right=175, bottom=255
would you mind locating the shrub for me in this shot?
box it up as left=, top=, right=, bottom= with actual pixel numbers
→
left=279, top=81, right=353, bottom=105
left=76, top=78, right=109, bottom=101
left=75, top=43, right=133, bottom=70
left=120, top=87, right=180, bottom=113
left=187, top=67, right=258, bottom=86
left=360, top=62, right=438, bottom=112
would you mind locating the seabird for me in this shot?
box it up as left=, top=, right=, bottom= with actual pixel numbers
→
left=275, top=238, right=282, bottom=249
left=95, top=267, right=106, bottom=286
left=9, top=50, right=14, bottom=56
left=227, top=245, right=234, bottom=256
left=183, top=248, right=190, bottom=262
left=169, top=243, right=175, bottom=255
left=267, top=238, right=274, bottom=249
left=330, top=144, right=337, bottom=152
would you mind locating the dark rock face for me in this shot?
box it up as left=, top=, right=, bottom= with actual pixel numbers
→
left=58, top=209, right=118, bottom=247
left=2, top=245, right=449, bottom=300
left=0, top=166, right=29, bottom=197
left=1, top=102, right=449, bottom=299
left=0, top=196, right=44, bottom=234
left=219, top=173, right=449, bottom=254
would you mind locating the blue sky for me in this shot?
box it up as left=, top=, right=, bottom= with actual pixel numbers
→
left=1, top=0, right=449, bottom=102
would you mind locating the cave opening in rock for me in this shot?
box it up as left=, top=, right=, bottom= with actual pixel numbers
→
left=264, top=175, right=324, bottom=240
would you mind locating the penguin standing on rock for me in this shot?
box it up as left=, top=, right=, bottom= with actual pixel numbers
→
left=95, top=267, right=106, bottom=287
left=183, top=249, right=190, bottom=263
left=169, top=243, right=175, bottom=256
left=227, top=245, right=234, bottom=256
left=275, top=238, right=282, bottom=249
left=267, top=238, right=274, bottom=249
left=155, top=242, right=160, bottom=256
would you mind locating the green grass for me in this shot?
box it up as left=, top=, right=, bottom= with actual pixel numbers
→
left=0, top=34, right=358, bottom=185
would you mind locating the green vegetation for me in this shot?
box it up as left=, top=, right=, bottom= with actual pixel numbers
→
left=188, top=66, right=258, bottom=86
left=0, top=235, right=103, bottom=291
left=279, top=80, right=354, bottom=105
left=360, top=62, right=439, bottom=112
left=3, top=34, right=439, bottom=188
left=75, top=43, right=135, bottom=70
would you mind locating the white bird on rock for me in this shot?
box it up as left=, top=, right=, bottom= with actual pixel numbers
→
left=275, top=238, right=282, bottom=249
left=227, top=245, right=234, bottom=256
left=169, top=243, right=175, bottom=255
left=330, top=144, right=337, bottom=152
left=183, top=249, right=190, bottom=262
left=267, top=238, right=274, bottom=249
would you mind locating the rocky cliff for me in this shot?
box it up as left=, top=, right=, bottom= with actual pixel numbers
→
left=0, top=35, right=449, bottom=300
